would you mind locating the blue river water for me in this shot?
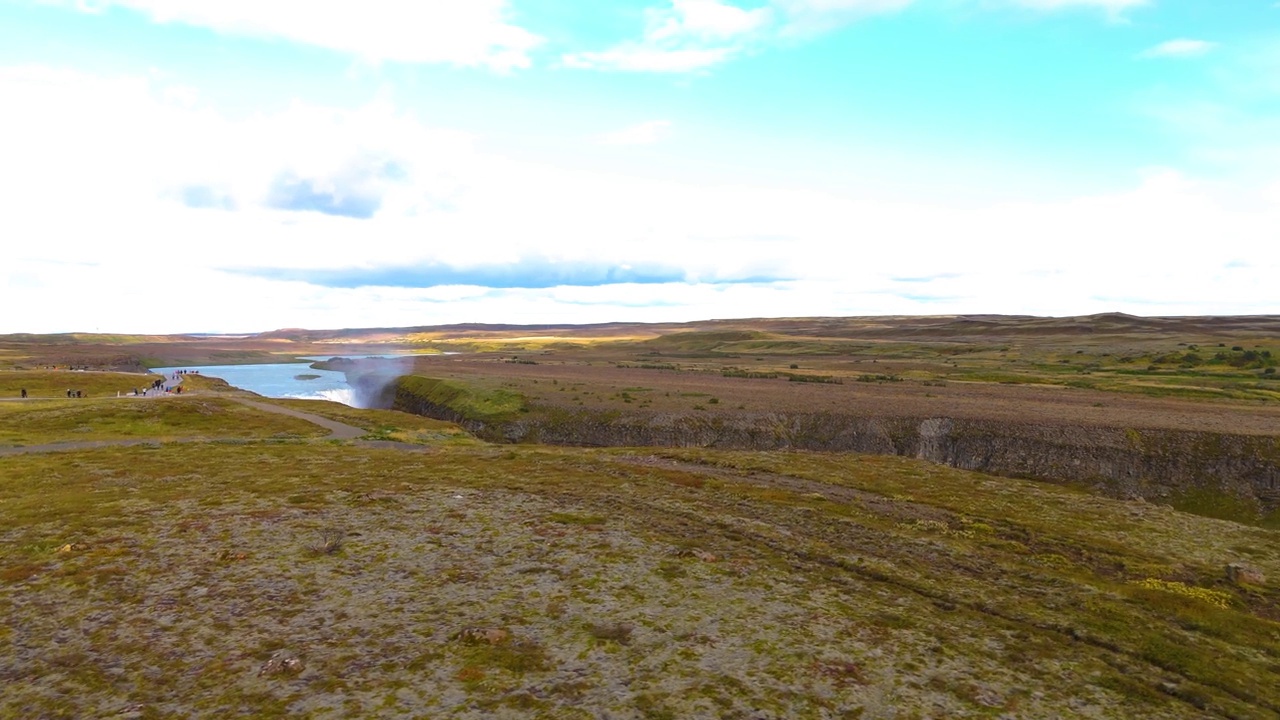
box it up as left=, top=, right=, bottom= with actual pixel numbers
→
left=152, top=355, right=414, bottom=408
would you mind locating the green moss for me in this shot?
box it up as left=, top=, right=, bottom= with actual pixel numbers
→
left=548, top=512, right=606, bottom=525
left=395, top=375, right=526, bottom=425
left=459, top=639, right=550, bottom=674
left=1168, top=488, right=1263, bottom=525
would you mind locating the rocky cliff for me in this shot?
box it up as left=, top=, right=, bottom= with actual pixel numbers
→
left=389, top=376, right=1280, bottom=519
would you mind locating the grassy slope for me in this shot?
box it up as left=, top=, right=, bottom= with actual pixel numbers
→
left=0, top=370, right=162, bottom=398
left=270, top=398, right=478, bottom=445
left=2, top=398, right=1279, bottom=717
left=0, top=397, right=329, bottom=446
left=395, top=375, right=526, bottom=425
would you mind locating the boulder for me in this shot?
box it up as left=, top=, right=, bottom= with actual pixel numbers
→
left=1226, top=563, right=1265, bottom=586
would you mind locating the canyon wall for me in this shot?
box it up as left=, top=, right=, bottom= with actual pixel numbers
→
left=389, top=376, right=1280, bottom=512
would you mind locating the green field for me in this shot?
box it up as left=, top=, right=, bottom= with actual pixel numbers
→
left=0, top=370, right=163, bottom=399
left=0, top=397, right=327, bottom=446
left=3, top=317, right=1280, bottom=718
left=1, top=384, right=1278, bottom=718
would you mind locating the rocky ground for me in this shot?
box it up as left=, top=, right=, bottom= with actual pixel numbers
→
left=3, top=432, right=1279, bottom=718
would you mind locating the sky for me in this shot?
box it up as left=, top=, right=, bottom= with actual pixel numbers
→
left=1, top=0, right=1277, bottom=334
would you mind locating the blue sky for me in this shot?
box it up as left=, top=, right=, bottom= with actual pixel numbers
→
left=0, top=0, right=1276, bottom=333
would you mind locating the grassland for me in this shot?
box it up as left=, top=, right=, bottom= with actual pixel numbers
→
left=270, top=398, right=477, bottom=446
left=3, top=421, right=1279, bottom=717
left=0, top=370, right=163, bottom=399
left=4, top=314, right=1278, bottom=405
left=394, top=375, right=527, bottom=425
left=3, top=315, right=1280, bottom=718
left=0, top=396, right=328, bottom=447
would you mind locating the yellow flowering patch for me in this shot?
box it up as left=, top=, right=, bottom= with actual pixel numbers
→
left=1134, top=579, right=1233, bottom=609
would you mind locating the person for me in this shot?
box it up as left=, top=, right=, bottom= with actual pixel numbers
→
left=20, top=388, right=26, bottom=398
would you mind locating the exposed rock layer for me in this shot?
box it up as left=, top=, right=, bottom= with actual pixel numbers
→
left=390, top=378, right=1280, bottom=510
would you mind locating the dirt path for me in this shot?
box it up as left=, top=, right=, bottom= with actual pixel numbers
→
left=232, top=398, right=365, bottom=440
left=0, top=438, right=188, bottom=457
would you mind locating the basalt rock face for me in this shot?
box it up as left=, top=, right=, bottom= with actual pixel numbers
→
left=910, top=418, right=1280, bottom=504
left=393, top=387, right=1280, bottom=508
left=392, top=383, right=470, bottom=427
left=519, top=412, right=1278, bottom=500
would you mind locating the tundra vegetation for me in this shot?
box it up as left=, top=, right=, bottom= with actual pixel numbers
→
left=1, top=313, right=1279, bottom=718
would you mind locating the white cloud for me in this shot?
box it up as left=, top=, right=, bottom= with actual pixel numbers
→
left=566, top=0, right=917, bottom=69
left=773, top=0, right=913, bottom=33
left=49, top=0, right=543, bottom=71
left=563, top=46, right=733, bottom=72
left=1007, top=0, right=1148, bottom=13
left=2, top=65, right=1278, bottom=333
left=653, top=0, right=772, bottom=40
left=568, top=0, right=1143, bottom=73
left=562, top=0, right=769, bottom=72
left=1140, top=39, right=1217, bottom=59
left=772, top=0, right=1144, bottom=35
left=1137, top=39, right=1280, bottom=183
left=595, top=120, right=674, bottom=145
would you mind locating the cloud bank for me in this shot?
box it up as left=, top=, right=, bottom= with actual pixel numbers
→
left=50, top=0, right=543, bottom=70
left=0, top=64, right=1275, bottom=333
left=563, top=0, right=1151, bottom=72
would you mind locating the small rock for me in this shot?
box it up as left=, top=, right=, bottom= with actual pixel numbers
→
left=457, top=627, right=510, bottom=645
left=1226, top=563, right=1265, bottom=586
left=258, top=650, right=304, bottom=677
left=973, top=686, right=1004, bottom=708
left=693, top=550, right=718, bottom=563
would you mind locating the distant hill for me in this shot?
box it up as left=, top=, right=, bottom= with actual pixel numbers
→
left=246, top=314, right=1280, bottom=344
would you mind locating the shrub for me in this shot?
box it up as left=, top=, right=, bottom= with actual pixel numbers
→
left=855, top=374, right=900, bottom=384
left=587, top=622, right=634, bottom=645
left=722, top=369, right=778, bottom=379
left=306, top=527, right=345, bottom=556
left=548, top=512, right=605, bottom=525
left=789, top=374, right=843, bottom=384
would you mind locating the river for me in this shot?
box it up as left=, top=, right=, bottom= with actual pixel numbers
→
left=151, top=355, right=415, bottom=408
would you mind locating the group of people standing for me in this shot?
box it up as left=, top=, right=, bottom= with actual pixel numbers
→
left=14, top=388, right=83, bottom=398
left=131, top=386, right=185, bottom=396
left=133, top=376, right=175, bottom=396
